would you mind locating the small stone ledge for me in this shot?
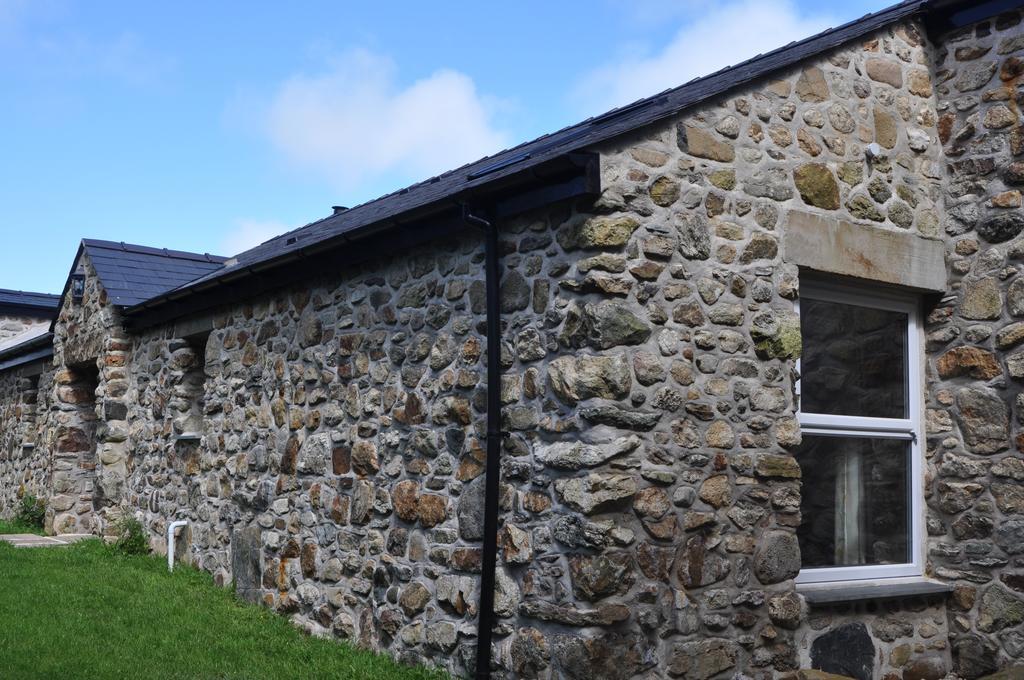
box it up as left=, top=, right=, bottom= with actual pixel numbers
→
left=797, top=577, right=954, bottom=604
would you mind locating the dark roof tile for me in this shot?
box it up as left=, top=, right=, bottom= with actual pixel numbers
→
left=81, top=240, right=228, bottom=308
left=0, top=289, right=60, bottom=311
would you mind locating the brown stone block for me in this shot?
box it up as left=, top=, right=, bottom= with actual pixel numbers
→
left=331, top=447, right=350, bottom=476
left=392, top=480, right=420, bottom=522
left=866, top=58, right=904, bottom=88
left=300, top=542, right=316, bottom=578
left=416, top=494, right=447, bottom=527
left=796, top=66, right=830, bottom=102
left=450, top=547, right=482, bottom=572
left=874, top=107, right=898, bottom=149
left=327, top=495, right=348, bottom=525
left=936, top=346, right=1002, bottom=380
left=55, top=428, right=91, bottom=453
left=281, top=434, right=299, bottom=474
left=677, top=124, right=735, bottom=162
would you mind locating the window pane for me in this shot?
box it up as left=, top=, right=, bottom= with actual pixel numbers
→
left=796, top=435, right=910, bottom=568
left=800, top=297, right=908, bottom=418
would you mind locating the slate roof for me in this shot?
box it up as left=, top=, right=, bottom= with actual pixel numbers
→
left=0, top=324, right=50, bottom=354
left=0, top=289, right=60, bottom=312
left=131, top=0, right=932, bottom=317
left=81, top=240, right=228, bottom=308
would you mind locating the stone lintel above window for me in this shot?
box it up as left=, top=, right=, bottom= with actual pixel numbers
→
left=783, top=210, right=946, bottom=293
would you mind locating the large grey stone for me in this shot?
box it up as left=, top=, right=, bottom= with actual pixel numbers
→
left=231, top=526, right=262, bottom=604
left=556, top=473, right=638, bottom=515
left=585, top=301, right=651, bottom=349
left=1010, top=278, right=1024, bottom=317
left=548, top=354, right=632, bottom=405
left=956, top=388, right=1009, bottom=454
left=675, top=213, right=711, bottom=260
left=457, top=477, right=486, bottom=540
left=978, top=213, right=1024, bottom=244
left=552, top=515, right=612, bottom=549
left=677, top=124, right=735, bottom=162
left=536, top=435, right=640, bottom=470
left=996, top=519, right=1024, bottom=555
left=296, top=432, right=331, bottom=475
left=955, top=61, right=997, bottom=92
left=795, top=66, right=830, bottom=102
left=961, top=277, right=1002, bottom=320
left=501, top=270, right=531, bottom=312
left=519, top=600, right=630, bottom=627
left=510, top=628, right=550, bottom=678
left=865, top=58, right=903, bottom=87
left=979, top=584, right=1024, bottom=632
left=572, top=216, right=641, bottom=250
left=810, top=622, right=874, bottom=680
left=753, top=530, right=800, bottom=584
left=579, top=404, right=661, bottom=431
left=901, top=656, right=947, bottom=680
left=668, top=638, right=738, bottom=679
left=954, top=634, right=999, bottom=679
left=551, top=632, right=650, bottom=680
left=568, top=552, right=635, bottom=601
left=676, top=535, right=731, bottom=587
left=744, top=167, right=794, bottom=201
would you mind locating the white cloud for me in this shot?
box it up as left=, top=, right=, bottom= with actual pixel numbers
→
left=220, top=219, right=289, bottom=256
left=575, top=0, right=836, bottom=115
left=265, top=48, right=511, bottom=191
left=603, top=0, right=710, bottom=29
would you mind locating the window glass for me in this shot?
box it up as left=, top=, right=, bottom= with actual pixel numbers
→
left=799, top=297, right=908, bottom=419
left=796, top=435, right=909, bottom=568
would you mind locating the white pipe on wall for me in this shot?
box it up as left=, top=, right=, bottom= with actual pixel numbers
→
left=167, top=520, right=188, bottom=572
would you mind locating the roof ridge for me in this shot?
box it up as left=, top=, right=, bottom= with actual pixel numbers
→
left=81, top=238, right=229, bottom=263
left=0, top=288, right=60, bottom=298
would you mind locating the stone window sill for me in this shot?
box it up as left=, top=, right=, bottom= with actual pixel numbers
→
left=174, top=433, right=202, bottom=443
left=797, top=576, right=953, bottom=604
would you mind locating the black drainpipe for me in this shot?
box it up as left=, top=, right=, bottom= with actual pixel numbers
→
left=463, top=204, right=501, bottom=680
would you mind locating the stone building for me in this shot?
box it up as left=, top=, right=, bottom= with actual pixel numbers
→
left=2, top=0, right=1024, bottom=677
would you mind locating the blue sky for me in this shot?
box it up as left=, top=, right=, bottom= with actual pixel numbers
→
left=1, top=0, right=886, bottom=294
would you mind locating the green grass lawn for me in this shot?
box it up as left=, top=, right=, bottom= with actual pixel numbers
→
left=0, top=540, right=448, bottom=680
left=0, top=518, right=44, bottom=535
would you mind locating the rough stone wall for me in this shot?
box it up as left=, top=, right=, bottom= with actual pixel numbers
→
left=924, top=9, right=1024, bottom=678
left=0, top=362, right=51, bottom=517
left=124, top=237, right=492, bottom=673
left=0, top=12, right=1020, bottom=680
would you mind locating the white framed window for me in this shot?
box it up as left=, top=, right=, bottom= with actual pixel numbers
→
left=794, top=278, right=924, bottom=584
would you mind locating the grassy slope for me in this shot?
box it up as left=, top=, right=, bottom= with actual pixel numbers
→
left=0, top=541, right=448, bottom=680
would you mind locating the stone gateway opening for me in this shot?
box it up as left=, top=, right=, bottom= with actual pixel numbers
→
left=50, top=361, right=99, bottom=533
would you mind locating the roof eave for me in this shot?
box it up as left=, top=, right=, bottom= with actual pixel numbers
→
left=0, top=331, right=54, bottom=373
left=123, top=152, right=601, bottom=331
